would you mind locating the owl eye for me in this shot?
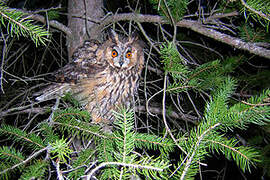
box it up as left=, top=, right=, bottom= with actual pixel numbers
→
left=111, top=50, right=118, bottom=58
left=126, top=51, right=132, bottom=58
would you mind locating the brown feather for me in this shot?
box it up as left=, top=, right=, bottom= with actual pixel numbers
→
left=35, top=31, right=144, bottom=123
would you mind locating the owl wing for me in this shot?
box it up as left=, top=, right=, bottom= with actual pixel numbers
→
left=54, top=40, right=105, bottom=83
left=53, top=61, right=105, bottom=84
left=35, top=40, right=106, bottom=101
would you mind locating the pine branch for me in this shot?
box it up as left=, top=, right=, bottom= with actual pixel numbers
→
left=50, top=138, right=73, bottom=163
left=0, top=125, right=45, bottom=150
left=113, top=109, right=135, bottom=165
left=207, top=137, right=260, bottom=172
left=67, top=149, right=95, bottom=179
left=52, top=121, right=107, bottom=139
left=0, top=147, right=47, bottom=175
left=228, top=89, right=270, bottom=128
left=0, top=4, right=50, bottom=46
left=179, top=123, right=221, bottom=180
left=19, top=160, right=48, bottom=180
left=149, top=0, right=188, bottom=22
left=134, top=133, right=175, bottom=152
left=94, top=109, right=171, bottom=179
left=16, top=8, right=72, bottom=37
left=0, top=146, right=25, bottom=178
left=0, top=146, right=25, bottom=163
left=52, top=107, right=176, bottom=153
left=170, top=77, right=263, bottom=178
left=240, top=0, right=270, bottom=22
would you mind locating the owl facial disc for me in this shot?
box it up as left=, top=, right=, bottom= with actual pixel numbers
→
left=111, top=46, right=132, bottom=68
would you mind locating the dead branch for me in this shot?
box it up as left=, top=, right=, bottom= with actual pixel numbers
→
left=30, top=14, right=73, bottom=37
left=96, top=12, right=270, bottom=59
left=135, top=105, right=198, bottom=124
left=9, top=8, right=73, bottom=37
left=8, top=7, right=269, bottom=59
left=0, top=104, right=198, bottom=124
left=177, top=20, right=270, bottom=60
left=0, top=106, right=47, bottom=117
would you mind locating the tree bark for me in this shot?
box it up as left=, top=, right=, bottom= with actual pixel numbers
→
left=67, top=0, right=104, bottom=60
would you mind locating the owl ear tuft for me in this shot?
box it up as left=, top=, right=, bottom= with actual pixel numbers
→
left=129, top=32, right=145, bottom=48
left=128, top=32, right=139, bottom=43
left=108, top=29, right=119, bottom=43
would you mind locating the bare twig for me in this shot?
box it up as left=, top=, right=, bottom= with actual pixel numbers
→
left=0, top=104, right=47, bottom=117
left=0, top=102, right=199, bottom=125
left=56, top=159, right=64, bottom=180
left=178, top=19, right=270, bottom=59
left=48, top=97, right=60, bottom=122
left=186, top=92, right=202, bottom=118
left=135, top=105, right=198, bottom=124
left=85, top=161, right=166, bottom=180
left=163, top=0, right=177, bottom=43
left=240, top=101, right=270, bottom=107
left=146, top=85, right=193, bottom=115
left=146, top=65, right=163, bottom=75
left=0, top=32, right=8, bottom=93
left=162, top=72, right=186, bottom=153
left=136, top=22, right=160, bottom=53
left=5, top=7, right=269, bottom=59
left=96, top=13, right=270, bottom=59
left=169, top=123, right=220, bottom=178
left=204, top=11, right=239, bottom=22
left=179, top=123, right=220, bottom=180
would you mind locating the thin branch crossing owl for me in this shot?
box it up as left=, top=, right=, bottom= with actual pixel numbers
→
left=35, top=31, right=144, bottom=123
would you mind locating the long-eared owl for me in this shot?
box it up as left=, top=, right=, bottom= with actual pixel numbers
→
left=35, top=30, right=144, bottom=123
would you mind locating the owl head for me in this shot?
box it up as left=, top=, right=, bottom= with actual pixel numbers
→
left=99, top=30, right=144, bottom=70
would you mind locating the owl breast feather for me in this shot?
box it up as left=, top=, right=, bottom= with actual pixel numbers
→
left=72, top=67, right=140, bottom=123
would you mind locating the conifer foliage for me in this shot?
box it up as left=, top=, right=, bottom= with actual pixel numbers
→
left=0, top=0, right=270, bottom=179
left=0, top=3, right=49, bottom=46
left=0, top=81, right=268, bottom=179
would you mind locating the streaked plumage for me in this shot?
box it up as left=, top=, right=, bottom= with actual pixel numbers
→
left=35, top=31, right=144, bottom=123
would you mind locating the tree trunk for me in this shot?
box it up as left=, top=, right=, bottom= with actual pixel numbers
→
left=67, top=0, right=104, bottom=60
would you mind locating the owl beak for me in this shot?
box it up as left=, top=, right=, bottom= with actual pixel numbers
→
left=118, top=55, right=125, bottom=67
left=119, top=60, right=124, bottom=67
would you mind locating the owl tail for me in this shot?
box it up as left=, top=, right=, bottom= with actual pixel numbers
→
left=34, top=83, right=72, bottom=102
